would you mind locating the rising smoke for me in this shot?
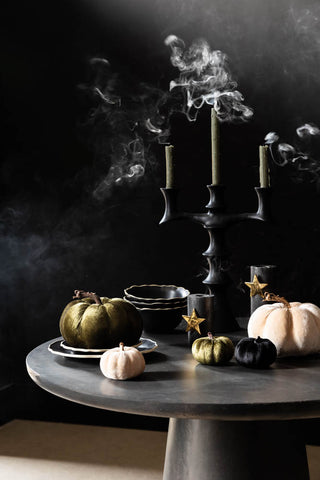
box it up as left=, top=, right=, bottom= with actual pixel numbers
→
left=265, top=123, right=320, bottom=184
left=163, top=35, right=253, bottom=123
left=81, top=35, right=253, bottom=200
left=79, top=57, right=148, bottom=201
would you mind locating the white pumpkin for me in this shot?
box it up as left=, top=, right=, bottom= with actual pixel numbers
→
left=248, top=294, right=320, bottom=357
left=100, top=342, right=145, bottom=380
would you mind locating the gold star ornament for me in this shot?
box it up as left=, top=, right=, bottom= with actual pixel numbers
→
left=245, top=274, right=268, bottom=297
left=182, top=309, right=205, bottom=335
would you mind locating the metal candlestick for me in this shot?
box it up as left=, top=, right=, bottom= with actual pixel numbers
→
left=160, top=184, right=271, bottom=332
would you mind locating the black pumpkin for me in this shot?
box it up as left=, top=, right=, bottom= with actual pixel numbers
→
left=235, top=336, right=277, bottom=369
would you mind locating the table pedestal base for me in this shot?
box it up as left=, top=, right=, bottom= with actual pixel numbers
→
left=163, top=418, right=309, bottom=480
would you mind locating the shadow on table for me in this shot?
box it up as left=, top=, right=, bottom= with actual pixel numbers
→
left=144, top=351, right=167, bottom=364
left=136, top=369, right=197, bottom=382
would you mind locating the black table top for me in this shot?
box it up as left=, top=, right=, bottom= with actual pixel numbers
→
left=26, top=330, right=320, bottom=421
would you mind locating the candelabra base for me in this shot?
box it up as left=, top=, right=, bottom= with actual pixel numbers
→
left=208, top=286, right=240, bottom=332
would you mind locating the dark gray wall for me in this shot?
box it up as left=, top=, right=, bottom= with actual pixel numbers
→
left=2, top=0, right=320, bottom=427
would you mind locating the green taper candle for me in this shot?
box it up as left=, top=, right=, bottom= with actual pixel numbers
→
left=211, top=109, right=220, bottom=185
left=165, top=145, right=175, bottom=188
left=259, top=145, right=269, bottom=188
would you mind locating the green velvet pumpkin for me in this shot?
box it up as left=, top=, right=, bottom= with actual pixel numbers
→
left=192, top=333, right=234, bottom=365
left=59, top=290, right=143, bottom=349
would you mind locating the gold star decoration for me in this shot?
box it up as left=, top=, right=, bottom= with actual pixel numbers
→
left=182, top=309, right=205, bottom=335
left=245, top=274, right=268, bottom=298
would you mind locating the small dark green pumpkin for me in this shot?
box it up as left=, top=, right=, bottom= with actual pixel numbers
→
left=59, top=290, right=143, bottom=349
left=192, top=332, right=235, bottom=365
left=235, top=336, right=277, bottom=369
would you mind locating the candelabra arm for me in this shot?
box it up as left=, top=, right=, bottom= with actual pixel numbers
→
left=255, top=186, right=271, bottom=221
left=160, top=188, right=209, bottom=225
left=160, top=186, right=271, bottom=227
left=236, top=187, right=271, bottom=223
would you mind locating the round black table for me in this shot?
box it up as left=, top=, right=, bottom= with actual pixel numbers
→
left=26, top=331, right=320, bottom=480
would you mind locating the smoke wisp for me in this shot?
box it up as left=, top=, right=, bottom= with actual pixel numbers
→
left=164, top=35, right=253, bottom=123
left=80, top=35, right=253, bottom=200
left=265, top=123, right=320, bottom=184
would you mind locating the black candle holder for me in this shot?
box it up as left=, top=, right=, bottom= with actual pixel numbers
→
left=249, top=265, right=278, bottom=314
left=160, top=184, right=271, bottom=332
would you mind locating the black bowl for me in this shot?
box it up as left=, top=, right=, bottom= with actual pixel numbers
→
left=138, top=305, right=187, bottom=333
left=124, top=284, right=190, bottom=303
left=124, top=296, right=187, bottom=309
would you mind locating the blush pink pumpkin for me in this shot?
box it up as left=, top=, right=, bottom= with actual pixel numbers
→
left=100, top=342, right=145, bottom=380
left=248, top=294, right=320, bottom=357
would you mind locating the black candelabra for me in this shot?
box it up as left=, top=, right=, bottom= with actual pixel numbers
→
left=159, top=184, right=271, bottom=332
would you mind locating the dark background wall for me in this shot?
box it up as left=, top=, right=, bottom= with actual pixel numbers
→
left=2, top=0, right=320, bottom=428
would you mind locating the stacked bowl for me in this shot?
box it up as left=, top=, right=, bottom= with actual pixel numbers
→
left=124, top=284, right=190, bottom=333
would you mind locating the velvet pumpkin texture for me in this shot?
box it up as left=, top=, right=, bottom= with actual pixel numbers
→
left=100, top=342, right=145, bottom=380
left=235, top=336, right=277, bottom=369
left=59, top=290, right=143, bottom=349
left=248, top=293, right=320, bottom=357
left=192, top=333, right=234, bottom=365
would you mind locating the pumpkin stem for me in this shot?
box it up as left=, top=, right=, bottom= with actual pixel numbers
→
left=73, top=290, right=103, bottom=305
left=119, top=342, right=125, bottom=351
left=263, top=292, right=291, bottom=309
left=208, top=332, right=214, bottom=340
